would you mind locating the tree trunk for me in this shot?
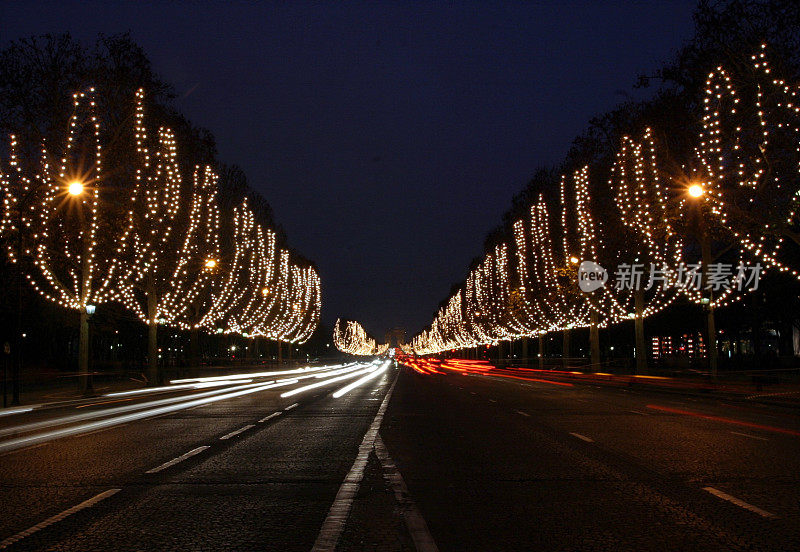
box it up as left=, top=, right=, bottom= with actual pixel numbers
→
left=562, top=328, right=570, bottom=370
left=147, top=321, right=158, bottom=385
left=590, top=310, right=601, bottom=369
left=700, top=225, right=718, bottom=378
left=190, top=327, right=199, bottom=368
left=538, top=334, right=544, bottom=370
left=707, top=307, right=718, bottom=378
left=146, top=282, right=159, bottom=386
left=522, top=337, right=529, bottom=365
left=79, top=309, right=92, bottom=395
left=278, top=341, right=283, bottom=364
left=634, top=288, right=647, bottom=375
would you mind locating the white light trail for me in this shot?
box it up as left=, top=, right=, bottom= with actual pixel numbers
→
left=0, top=407, right=33, bottom=418
left=332, top=362, right=391, bottom=398
left=280, top=366, right=378, bottom=398
left=0, top=381, right=273, bottom=441
left=170, top=363, right=352, bottom=384
left=104, top=380, right=254, bottom=397
left=0, top=379, right=300, bottom=454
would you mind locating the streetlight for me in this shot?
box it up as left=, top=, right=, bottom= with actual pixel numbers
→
left=68, top=181, right=85, bottom=196
left=688, top=182, right=717, bottom=378
left=204, top=258, right=217, bottom=270
left=80, top=304, right=97, bottom=396
left=688, top=183, right=705, bottom=198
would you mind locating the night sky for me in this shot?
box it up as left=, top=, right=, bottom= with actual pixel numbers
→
left=0, top=1, right=698, bottom=338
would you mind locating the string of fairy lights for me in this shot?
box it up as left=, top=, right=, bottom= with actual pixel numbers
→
left=333, top=319, right=388, bottom=356
left=0, top=87, right=320, bottom=345
left=411, top=45, right=799, bottom=355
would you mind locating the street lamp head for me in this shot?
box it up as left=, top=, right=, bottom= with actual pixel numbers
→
left=688, top=184, right=705, bottom=198
left=261, top=287, right=270, bottom=296
left=85, top=304, right=96, bottom=315
left=204, top=258, right=217, bottom=269
left=68, top=181, right=84, bottom=196
left=569, top=256, right=579, bottom=265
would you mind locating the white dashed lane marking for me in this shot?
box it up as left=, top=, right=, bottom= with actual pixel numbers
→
left=730, top=431, right=768, bottom=441
left=374, top=434, right=438, bottom=551
left=284, top=402, right=299, bottom=411
left=146, top=446, right=210, bottom=473
left=515, top=410, right=531, bottom=417
left=569, top=432, right=593, bottom=442
left=259, top=412, right=281, bottom=423
left=0, top=488, right=121, bottom=549
left=703, top=487, right=776, bottom=518
left=311, top=376, right=397, bottom=552
left=219, top=424, right=255, bottom=440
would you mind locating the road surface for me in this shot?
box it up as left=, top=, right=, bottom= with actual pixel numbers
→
left=0, top=359, right=796, bottom=551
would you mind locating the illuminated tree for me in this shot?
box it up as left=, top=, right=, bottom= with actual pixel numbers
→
left=110, top=90, right=183, bottom=384
left=334, top=318, right=386, bottom=355
left=17, top=88, right=121, bottom=393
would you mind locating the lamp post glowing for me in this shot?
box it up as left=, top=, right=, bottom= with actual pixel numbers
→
left=204, top=258, right=217, bottom=270
left=79, top=304, right=96, bottom=395
left=688, top=184, right=704, bottom=198
left=689, top=182, right=717, bottom=378
left=68, top=181, right=85, bottom=196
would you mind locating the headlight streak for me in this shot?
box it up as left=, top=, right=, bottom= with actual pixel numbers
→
left=0, top=379, right=302, bottom=454
left=0, top=381, right=275, bottom=440
left=332, top=361, right=391, bottom=398
left=0, top=407, right=34, bottom=418
left=312, top=363, right=373, bottom=378
left=170, top=363, right=353, bottom=384
left=104, top=379, right=254, bottom=397
left=279, top=365, right=379, bottom=398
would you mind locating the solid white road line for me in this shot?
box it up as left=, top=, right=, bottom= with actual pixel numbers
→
left=569, top=432, right=593, bottom=442
left=311, top=374, right=397, bottom=552
left=703, top=487, right=776, bottom=518
left=258, top=412, right=282, bottom=423
left=145, top=446, right=210, bottom=474
left=489, top=399, right=497, bottom=403
left=284, top=402, right=299, bottom=411
left=730, top=431, right=768, bottom=441
left=628, top=410, right=649, bottom=416
left=374, top=434, right=438, bottom=552
left=515, top=410, right=531, bottom=417
left=0, top=488, right=121, bottom=549
left=219, top=424, right=255, bottom=440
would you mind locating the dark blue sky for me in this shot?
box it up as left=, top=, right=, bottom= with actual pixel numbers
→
left=0, top=1, right=698, bottom=338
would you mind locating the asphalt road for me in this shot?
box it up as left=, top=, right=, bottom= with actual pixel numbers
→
left=0, top=360, right=797, bottom=551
